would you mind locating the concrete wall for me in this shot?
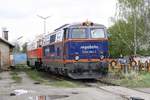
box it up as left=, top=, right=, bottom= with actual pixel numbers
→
left=0, top=41, right=10, bottom=70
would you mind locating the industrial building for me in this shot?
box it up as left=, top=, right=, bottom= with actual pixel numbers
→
left=0, top=37, right=14, bottom=70
left=0, top=28, right=14, bottom=70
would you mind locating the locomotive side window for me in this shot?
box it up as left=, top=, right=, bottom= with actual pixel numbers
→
left=49, top=45, right=55, bottom=53
left=50, top=34, right=56, bottom=43
left=43, top=34, right=50, bottom=46
left=56, top=30, right=63, bottom=42
left=71, top=28, right=86, bottom=38
left=91, top=28, right=105, bottom=38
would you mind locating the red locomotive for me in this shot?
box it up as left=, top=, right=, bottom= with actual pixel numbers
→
left=27, top=35, right=43, bottom=68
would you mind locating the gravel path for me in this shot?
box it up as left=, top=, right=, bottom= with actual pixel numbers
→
left=0, top=71, right=14, bottom=87
left=16, top=72, right=36, bottom=85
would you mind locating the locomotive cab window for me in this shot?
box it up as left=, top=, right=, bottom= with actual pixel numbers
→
left=71, top=28, right=86, bottom=38
left=91, top=28, right=105, bottom=38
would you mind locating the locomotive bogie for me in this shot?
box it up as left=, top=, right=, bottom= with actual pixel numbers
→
left=65, top=61, right=108, bottom=79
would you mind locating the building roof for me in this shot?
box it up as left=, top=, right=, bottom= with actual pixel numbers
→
left=0, top=37, right=14, bottom=48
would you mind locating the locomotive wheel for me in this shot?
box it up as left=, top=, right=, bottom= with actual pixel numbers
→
left=27, top=61, right=30, bottom=66
left=101, top=66, right=108, bottom=75
left=61, top=69, right=66, bottom=75
left=64, top=69, right=68, bottom=76
left=44, top=66, right=48, bottom=72
left=48, top=67, right=51, bottom=72
left=59, top=68, right=63, bottom=75
left=31, top=62, right=36, bottom=69
left=55, top=68, right=59, bottom=74
left=39, top=63, right=42, bottom=70
left=35, top=62, right=40, bottom=70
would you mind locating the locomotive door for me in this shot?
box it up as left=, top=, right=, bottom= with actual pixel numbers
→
left=63, top=28, right=68, bottom=59
left=0, top=50, right=1, bottom=69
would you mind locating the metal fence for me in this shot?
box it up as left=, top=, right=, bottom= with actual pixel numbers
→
left=109, top=56, right=150, bottom=73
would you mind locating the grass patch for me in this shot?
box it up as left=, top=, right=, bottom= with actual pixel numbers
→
left=111, top=71, right=150, bottom=88
left=10, top=71, right=22, bottom=83
left=25, top=70, right=44, bottom=82
left=10, top=65, right=29, bottom=83
left=11, top=65, right=30, bottom=72
left=25, top=69, right=82, bottom=88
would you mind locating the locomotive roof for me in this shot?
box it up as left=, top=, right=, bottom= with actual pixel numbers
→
left=54, top=22, right=106, bottom=31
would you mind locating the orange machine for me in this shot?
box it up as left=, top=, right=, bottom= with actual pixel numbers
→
left=27, top=34, right=43, bottom=68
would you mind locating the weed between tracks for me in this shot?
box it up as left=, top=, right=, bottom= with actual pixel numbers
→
left=10, top=71, right=22, bottom=83
left=12, top=65, right=150, bottom=88
left=13, top=65, right=82, bottom=88
left=26, top=70, right=82, bottom=88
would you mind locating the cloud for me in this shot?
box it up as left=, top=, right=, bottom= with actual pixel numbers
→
left=0, top=0, right=34, bottom=19
left=0, top=0, right=117, bottom=42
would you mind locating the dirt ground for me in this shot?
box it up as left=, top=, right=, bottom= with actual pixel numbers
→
left=0, top=71, right=149, bottom=100
left=0, top=71, right=123, bottom=100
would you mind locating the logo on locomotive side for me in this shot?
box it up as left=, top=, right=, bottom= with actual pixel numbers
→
left=80, top=45, right=99, bottom=50
left=80, top=45, right=98, bottom=53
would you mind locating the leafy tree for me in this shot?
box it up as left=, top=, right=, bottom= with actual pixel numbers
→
left=108, top=20, right=134, bottom=57
left=13, top=42, right=21, bottom=53
left=21, top=42, right=27, bottom=53
left=108, top=0, right=150, bottom=57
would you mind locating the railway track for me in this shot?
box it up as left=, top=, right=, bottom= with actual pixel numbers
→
left=28, top=68, right=149, bottom=100
left=82, top=79, right=150, bottom=100
left=81, top=80, right=128, bottom=100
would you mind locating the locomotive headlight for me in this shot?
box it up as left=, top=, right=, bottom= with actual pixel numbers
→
left=75, top=56, right=79, bottom=61
left=100, top=55, right=104, bottom=60
left=99, top=51, right=104, bottom=60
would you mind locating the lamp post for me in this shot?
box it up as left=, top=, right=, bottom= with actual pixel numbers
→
left=16, top=36, right=23, bottom=40
left=37, top=15, right=51, bottom=34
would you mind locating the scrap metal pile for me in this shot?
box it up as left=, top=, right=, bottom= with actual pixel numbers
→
left=109, top=56, right=150, bottom=73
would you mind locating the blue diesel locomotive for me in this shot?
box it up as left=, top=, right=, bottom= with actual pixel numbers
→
left=42, top=21, right=109, bottom=79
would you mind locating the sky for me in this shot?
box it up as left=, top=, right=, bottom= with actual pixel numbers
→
left=0, top=0, right=117, bottom=43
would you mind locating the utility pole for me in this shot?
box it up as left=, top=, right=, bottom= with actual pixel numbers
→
left=37, top=15, right=51, bottom=34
